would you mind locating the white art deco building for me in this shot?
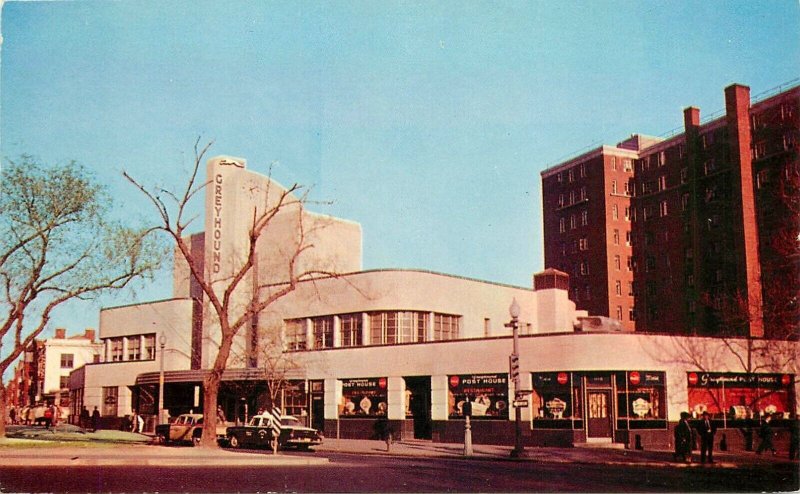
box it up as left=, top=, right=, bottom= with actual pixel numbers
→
left=69, top=156, right=797, bottom=450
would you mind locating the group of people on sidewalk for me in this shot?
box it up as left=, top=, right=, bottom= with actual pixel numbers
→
left=674, top=411, right=798, bottom=463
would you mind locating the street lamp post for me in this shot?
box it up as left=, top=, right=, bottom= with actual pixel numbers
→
left=506, top=298, right=525, bottom=458
left=158, top=335, right=166, bottom=425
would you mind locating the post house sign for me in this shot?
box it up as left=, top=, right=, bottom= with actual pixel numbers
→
left=687, top=372, right=793, bottom=388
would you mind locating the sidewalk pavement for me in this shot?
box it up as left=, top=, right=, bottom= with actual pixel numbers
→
left=317, top=437, right=800, bottom=469
left=0, top=435, right=797, bottom=468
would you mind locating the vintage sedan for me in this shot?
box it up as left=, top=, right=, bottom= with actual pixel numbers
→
left=155, top=413, right=228, bottom=446
left=226, top=414, right=323, bottom=450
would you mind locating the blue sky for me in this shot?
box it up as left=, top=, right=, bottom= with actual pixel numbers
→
left=2, top=0, right=799, bottom=342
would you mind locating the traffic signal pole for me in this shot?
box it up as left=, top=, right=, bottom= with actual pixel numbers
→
left=507, top=299, right=525, bottom=458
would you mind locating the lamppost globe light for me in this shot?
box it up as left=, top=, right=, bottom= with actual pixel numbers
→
left=509, top=298, right=521, bottom=319
left=159, top=334, right=166, bottom=346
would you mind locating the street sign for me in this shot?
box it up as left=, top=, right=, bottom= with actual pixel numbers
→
left=513, top=400, right=529, bottom=408
left=509, top=354, right=520, bottom=383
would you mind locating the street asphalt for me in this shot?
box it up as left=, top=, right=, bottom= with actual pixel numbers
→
left=1, top=430, right=798, bottom=469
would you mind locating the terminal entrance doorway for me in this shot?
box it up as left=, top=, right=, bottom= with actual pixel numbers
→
left=586, top=390, right=612, bottom=439
left=404, top=376, right=431, bottom=439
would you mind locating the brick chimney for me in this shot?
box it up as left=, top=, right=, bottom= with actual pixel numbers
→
left=83, top=328, right=96, bottom=342
left=54, top=328, right=66, bottom=339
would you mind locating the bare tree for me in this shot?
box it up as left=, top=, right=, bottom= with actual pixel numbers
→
left=0, top=156, right=164, bottom=437
left=125, top=140, right=338, bottom=448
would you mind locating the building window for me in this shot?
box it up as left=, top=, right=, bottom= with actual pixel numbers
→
left=102, top=386, right=118, bottom=417
left=570, top=215, right=577, bottom=229
left=557, top=172, right=563, bottom=183
left=702, top=133, right=713, bottom=149
left=559, top=217, right=565, bottom=233
left=680, top=168, right=688, bottom=184
left=433, top=313, right=460, bottom=341
left=645, top=256, right=656, bottom=272
left=580, top=261, right=589, bottom=276
left=627, top=281, right=634, bottom=296
left=613, top=229, right=620, bottom=245
left=623, top=159, right=633, bottom=172
left=570, top=190, right=575, bottom=204
left=580, top=163, right=586, bottom=178
left=624, top=207, right=631, bottom=222
left=658, top=176, right=666, bottom=191
left=285, top=320, right=307, bottom=351
left=616, top=306, right=623, bottom=320
left=144, top=334, right=156, bottom=360
left=627, top=256, right=633, bottom=271
left=681, top=193, right=689, bottom=211
left=628, top=307, right=635, bottom=321
left=558, top=194, right=564, bottom=207
left=624, top=181, right=631, bottom=196
left=313, top=316, right=334, bottom=349
left=60, top=353, right=74, bottom=369
left=340, top=314, right=363, bottom=347
left=781, top=103, right=795, bottom=120
left=704, top=159, right=716, bottom=175
left=659, top=200, right=668, bottom=217
left=60, top=375, right=69, bottom=389
left=614, top=255, right=621, bottom=270
left=615, top=281, right=622, bottom=296
left=756, top=169, right=769, bottom=189
left=568, top=169, right=574, bottom=183
left=110, top=338, right=123, bottom=362
left=658, top=151, right=666, bottom=167
left=612, top=156, right=617, bottom=170
left=370, top=311, right=428, bottom=345
left=625, top=231, right=631, bottom=246
left=753, top=141, right=766, bottom=159
left=580, top=186, right=587, bottom=201
left=127, top=336, right=141, bottom=361
left=579, top=237, right=589, bottom=251
left=612, top=180, right=618, bottom=195
left=581, top=210, right=588, bottom=226
left=784, top=133, right=797, bottom=151
left=612, top=204, right=618, bottom=220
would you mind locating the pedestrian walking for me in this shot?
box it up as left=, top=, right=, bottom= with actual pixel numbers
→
left=696, top=411, right=717, bottom=464
left=789, top=419, right=798, bottom=460
left=91, top=406, right=100, bottom=431
left=80, top=406, right=90, bottom=430
left=9, top=406, right=16, bottom=425
left=136, top=413, right=144, bottom=433
left=674, top=412, right=693, bottom=462
left=756, top=414, right=777, bottom=455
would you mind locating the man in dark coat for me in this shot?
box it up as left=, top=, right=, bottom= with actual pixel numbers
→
left=696, top=411, right=717, bottom=464
left=674, top=412, right=693, bottom=462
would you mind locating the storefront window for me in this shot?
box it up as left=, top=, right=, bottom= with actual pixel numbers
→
left=448, top=374, right=509, bottom=420
left=339, top=377, right=388, bottom=417
left=532, top=372, right=583, bottom=429
left=615, top=371, right=667, bottom=430
left=281, top=381, right=308, bottom=418
left=687, top=372, right=795, bottom=421
left=102, top=386, right=118, bottom=417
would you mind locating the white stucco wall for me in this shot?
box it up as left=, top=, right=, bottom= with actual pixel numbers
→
left=43, top=339, right=102, bottom=395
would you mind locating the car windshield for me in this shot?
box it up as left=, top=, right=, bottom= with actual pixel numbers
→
left=281, top=417, right=302, bottom=427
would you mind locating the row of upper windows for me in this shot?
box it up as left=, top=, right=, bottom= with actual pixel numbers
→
left=102, top=333, right=157, bottom=362
left=285, top=311, right=462, bottom=351
left=553, top=157, right=635, bottom=185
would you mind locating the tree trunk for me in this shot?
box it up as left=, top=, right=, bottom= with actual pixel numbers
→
left=0, top=383, right=7, bottom=438
left=199, top=372, right=221, bottom=449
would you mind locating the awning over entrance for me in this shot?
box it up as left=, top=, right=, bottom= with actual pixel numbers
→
left=135, top=368, right=283, bottom=386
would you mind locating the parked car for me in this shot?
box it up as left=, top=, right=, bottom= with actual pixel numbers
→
left=226, top=414, right=323, bottom=450
left=155, top=413, right=228, bottom=446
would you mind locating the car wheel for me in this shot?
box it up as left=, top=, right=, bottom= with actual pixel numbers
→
left=229, top=435, right=240, bottom=448
left=298, top=444, right=310, bottom=451
left=192, top=434, right=201, bottom=447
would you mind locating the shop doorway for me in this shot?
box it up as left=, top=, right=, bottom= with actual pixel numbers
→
left=309, top=380, right=325, bottom=432
left=586, top=390, right=612, bottom=439
left=404, top=376, right=431, bottom=439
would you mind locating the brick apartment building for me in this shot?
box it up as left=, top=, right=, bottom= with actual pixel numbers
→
left=541, top=81, right=799, bottom=338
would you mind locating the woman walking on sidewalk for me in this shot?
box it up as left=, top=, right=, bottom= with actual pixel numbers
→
left=756, top=414, right=777, bottom=455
